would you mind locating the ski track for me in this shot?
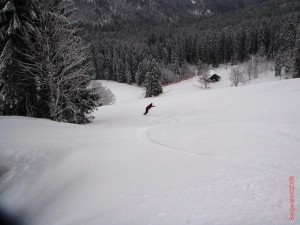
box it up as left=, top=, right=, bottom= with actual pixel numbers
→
left=144, top=111, right=212, bottom=157
left=144, top=113, right=296, bottom=178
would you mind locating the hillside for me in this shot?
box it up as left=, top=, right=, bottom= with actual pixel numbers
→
left=83, top=0, right=300, bottom=89
left=71, top=0, right=268, bottom=26
left=1, top=1, right=299, bottom=224
left=0, top=72, right=299, bottom=225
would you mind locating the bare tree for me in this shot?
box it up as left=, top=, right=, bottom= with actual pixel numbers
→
left=198, top=73, right=211, bottom=89
left=197, top=60, right=210, bottom=88
left=230, top=66, right=245, bottom=87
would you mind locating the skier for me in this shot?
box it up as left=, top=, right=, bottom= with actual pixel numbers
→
left=144, top=103, right=156, bottom=115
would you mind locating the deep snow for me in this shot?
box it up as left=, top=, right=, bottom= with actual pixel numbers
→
left=0, top=66, right=299, bottom=225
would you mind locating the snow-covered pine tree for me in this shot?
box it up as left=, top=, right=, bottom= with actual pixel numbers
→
left=20, top=0, right=101, bottom=124
left=276, top=20, right=297, bottom=78
left=115, top=63, right=122, bottom=83
left=144, top=59, right=162, bottom=97
left=253, top=56, right=259, bottom=78
left=247, top=55, right=258, bottom=80
left=104, top=67, right=110, bottom=80
left=125, top=62, right=132, bottom=84
left=90, top=44, right=105, bottom=80
left=91, top=82, right=115, bottom=106
left=274, top=53, right=282, bottom=78
left=196, top=59, right=202, bottom=76
left=135, top=59, right=148, bottom=86
left=172, top=56, right=181, bottom=78
left=235, top=28, right=247, bottom=63
left=130, top=54, right=138, bottom=83
left=294, top=23, right=300, bottom=78
left=104, top=54, right=113, bottom=80
left=0, top=0, right=38, bottom=116
left=246, top=61, right=253, bottom=81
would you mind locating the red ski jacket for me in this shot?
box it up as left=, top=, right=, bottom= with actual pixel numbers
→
left=146, top=103, right=155, bottom=110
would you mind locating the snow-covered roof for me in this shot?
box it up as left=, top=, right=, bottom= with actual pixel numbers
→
left=208, top=70, right=216, bottom=76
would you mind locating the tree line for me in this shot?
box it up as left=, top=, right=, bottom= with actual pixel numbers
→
left=87, top=12, right=300, bottom=89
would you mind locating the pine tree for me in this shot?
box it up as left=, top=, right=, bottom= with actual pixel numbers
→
left=135, top=59, right=148, bottom=86
left=274, top=53, right=282, bottom=78
left=172, top=55, right=181, bottom=80
left=258, top=44, right=266, bottom=58
left=144, top=59, right=163, bottom=97
left=294, top=24, right=300, bottom=78
left=247, top=55, right=259, bottom=80
left=90, top=44, right=105, bottom=80
left=235, top=28, right=247, bottom=63
left=104, top=67, right=110, bottom=80
left=257, top=23, right=267, bottom=56
left=0, top=0, right=38, bottom=116
left=253, top=56, right=259, bottom=78
left=115, top=63, right=123, bottom=83
left=20, top=0, right=101, bottom=124
left=125, top=62, right=132, bottom=84
left=277, top=20, right=297, bottom=76
left=197, top=59, right=202, bottom=76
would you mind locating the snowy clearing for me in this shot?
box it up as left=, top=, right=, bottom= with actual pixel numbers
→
left=0, top=67, right=300, bottom=225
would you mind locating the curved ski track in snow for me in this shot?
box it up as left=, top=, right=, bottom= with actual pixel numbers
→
left=145, top=112, right=212, bottom=157
left=145, top=114, right=295, bottom=177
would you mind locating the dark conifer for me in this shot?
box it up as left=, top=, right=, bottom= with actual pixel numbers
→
left=144, top=59, right=163, bottom=97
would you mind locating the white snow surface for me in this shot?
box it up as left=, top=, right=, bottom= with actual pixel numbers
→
left=0, top=66, right=300, bottom=225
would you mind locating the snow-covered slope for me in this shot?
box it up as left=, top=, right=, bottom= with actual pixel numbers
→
left=0, top=74, right=300, bottom=225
